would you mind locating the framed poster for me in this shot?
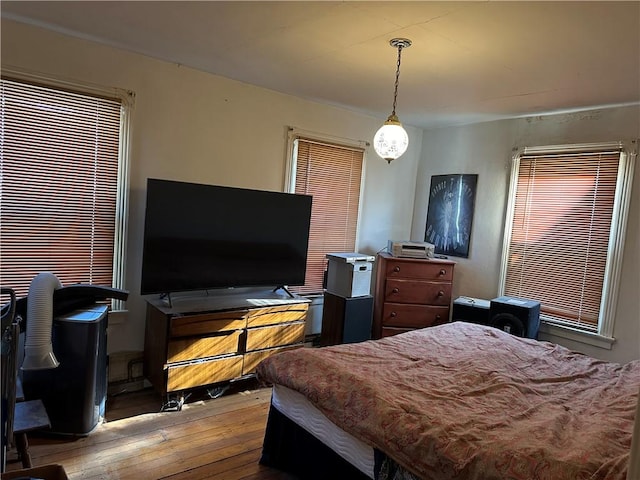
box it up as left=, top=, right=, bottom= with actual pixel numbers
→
left=424, top=174, right=478, bottom=258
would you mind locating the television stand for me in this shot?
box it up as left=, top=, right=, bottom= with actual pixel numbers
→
left=143, top=288, right=310, bottom=402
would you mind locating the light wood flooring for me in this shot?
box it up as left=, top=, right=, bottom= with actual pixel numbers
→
left=4, top=380, right=297, bottom=479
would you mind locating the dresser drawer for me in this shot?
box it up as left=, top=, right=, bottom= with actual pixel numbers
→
left=167, top=330, right=241, bottom=363
left=382, top=303, right=449, bottom=329
left=242, top=344, right=301, bottom=376
left=246, top=304, right=308, bottom=327
left=381, top=326, right=414, bottom=338
left=170, top=311, right=247, bottom=337
left=384, top=279, right=452, bottom=305
left=246, top=321, right=305, bottom=351
left=385, top=260, right=453, bottom=281
left=166, top=355, right=243, bottom=392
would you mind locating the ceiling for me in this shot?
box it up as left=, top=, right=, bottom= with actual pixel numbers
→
left=2, top=1, right=639, bottom=130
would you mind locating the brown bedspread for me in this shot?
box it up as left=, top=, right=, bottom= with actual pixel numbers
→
left=256, top=321, right=640, bottom=480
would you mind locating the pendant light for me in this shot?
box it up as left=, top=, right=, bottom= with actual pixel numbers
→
left=373, top=38, right=412, bottom=164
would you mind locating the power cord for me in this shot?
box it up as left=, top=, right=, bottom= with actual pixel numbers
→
left=161, top=392, right=191, bottom=412
left=376, top=244, right=389, bottom=254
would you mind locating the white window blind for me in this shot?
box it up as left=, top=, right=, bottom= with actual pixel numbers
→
left=501, top=143, right=634, bottom=336
left=0, top=78, right=123, bottom=297
left=290, top=137, right=364, bottom=295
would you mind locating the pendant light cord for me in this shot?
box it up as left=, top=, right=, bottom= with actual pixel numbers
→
left=391, top=44, right=404, bottom=117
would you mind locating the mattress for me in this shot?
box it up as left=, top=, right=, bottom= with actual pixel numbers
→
left=270, top=383, right=375, bottom=478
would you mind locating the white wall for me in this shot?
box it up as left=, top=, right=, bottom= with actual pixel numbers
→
left=414, top=107, right=640, bottom=364
left=1, top=19, right=422, bottom=353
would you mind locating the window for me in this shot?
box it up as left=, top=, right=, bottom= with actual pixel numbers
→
left=0, top=75, right=131, bottom=303
left=286, top=131, right=366, bottom=295
left=499, top=141, right=636, bottom=345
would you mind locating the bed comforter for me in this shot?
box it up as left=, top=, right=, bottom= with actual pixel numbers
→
left=256, top=321, right=640, bottom=480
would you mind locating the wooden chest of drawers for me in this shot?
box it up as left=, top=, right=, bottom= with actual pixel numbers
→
left=372, top=252, right=455, bottom=338
left=144, top=293, right=309, bottom=396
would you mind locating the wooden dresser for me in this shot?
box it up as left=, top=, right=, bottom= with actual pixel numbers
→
left=143, top=290, right=309, bottom=398
left=372, top=252, right=455, bottom=338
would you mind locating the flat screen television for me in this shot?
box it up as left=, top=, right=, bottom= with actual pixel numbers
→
left=140, top=178, right=313, bottom=296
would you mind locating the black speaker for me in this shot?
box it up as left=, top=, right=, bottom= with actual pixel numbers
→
left=320, top=291, right=373, bottom=346
left=489, top=296, right=541, bottom=339
left=452, top=297, right=491, bottom=325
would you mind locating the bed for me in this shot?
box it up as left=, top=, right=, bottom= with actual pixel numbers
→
left=255, top=321, right=640, bottom=480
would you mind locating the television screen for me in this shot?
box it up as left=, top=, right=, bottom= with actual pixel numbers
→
left=140, top=179, right=313, bottom=295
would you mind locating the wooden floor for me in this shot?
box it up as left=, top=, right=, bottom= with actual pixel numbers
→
left=5, top=380, right=297, bottom=479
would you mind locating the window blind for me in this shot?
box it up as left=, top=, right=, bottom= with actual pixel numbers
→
left=292, top=138, right=364, bottom=295
left=0, top=78, right=122, bottom=297
left=503, top=150, right=621, bottom=330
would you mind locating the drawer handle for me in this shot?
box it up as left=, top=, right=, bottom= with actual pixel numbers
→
left=437, top=290, right=445, bottom=297
left=393, top=266, right=401, bottom=273
left=390, top=312, right=397, bottom=317
left=435, top=314, right=441, bottom=320
left=439, top=269, right=446, bottom=276
left=392, top=288, right=399, bottom=294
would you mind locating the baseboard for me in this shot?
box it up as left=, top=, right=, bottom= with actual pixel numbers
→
left=108, top=378, right=151, bottom=396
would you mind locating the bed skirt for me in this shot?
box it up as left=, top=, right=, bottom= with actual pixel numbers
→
left=260, top=404, right=375, bottom=480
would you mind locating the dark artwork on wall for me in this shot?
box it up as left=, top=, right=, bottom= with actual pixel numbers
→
left=425, top=174, right=478, bottom=258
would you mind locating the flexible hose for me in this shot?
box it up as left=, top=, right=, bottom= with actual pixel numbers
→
left=22, top=272, right=62, bottom=370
